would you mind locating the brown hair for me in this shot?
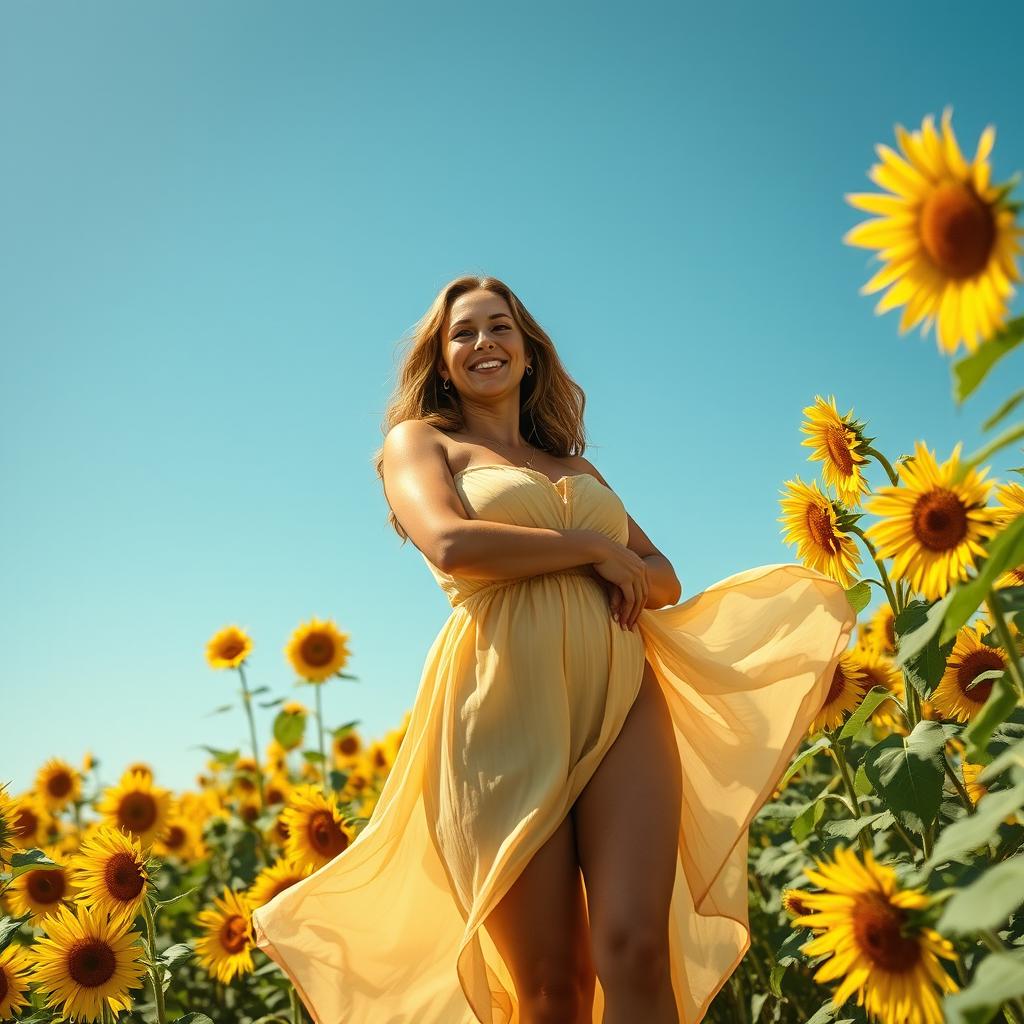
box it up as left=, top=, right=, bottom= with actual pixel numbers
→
left=373, top=274, right=589, bottom=541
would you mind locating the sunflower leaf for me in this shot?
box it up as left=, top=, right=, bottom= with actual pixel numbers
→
left=159, top=942, right=193, bottom=969
left=941, top=516, right=1024, bottom=645
left=837, top=686, right=895, bottom=741
left=777, top=737, right=831, bottom=790
left=951, top=315, right=1024, bottom=404
left=923, top=781, right=1024, bottom=873
left=936, top=856, right=1024, bottom=935
left=8, top=848, right=61, bottom=876
left=962, top=674, right=1021, bottom=766
left=978, top=737, right=1024, bottom=785
left=172, top=1016, right=215, bottom=1024
left=844, top=581, right=872, bottom=613
left=982, top=387, right=1024, bottom=433
left=862, top=719, right=947, bottom=832
left=0, top=911, right=31, bottom=952
left=894, top=597, right=957, bottom=699
left=273, top=709, right=306, bottom=750
left=954, top=421, right=1024, bottom=483
left=943, top=948, right=1024, bottom=1024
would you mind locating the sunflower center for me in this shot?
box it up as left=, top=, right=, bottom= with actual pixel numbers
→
left=15, top=807, right=39, bottom=840
left=852, top=894, right=922, bottom=972
left=241, top=804, right=260, bottom=823
left=270, top=877, right=300, bottom=901
left=164, top=825, right=186, bottom=850
left=337, top=735, right=359, bottom=757
left=218, top=639, right=245, bottom=660
left=919, top=182, right=996, bottom=279
left=119, top=792, right=158, bottom=833
left=67, top=938, right=117, bottom=988
left=48, top=771, right=73, bottom=798
left=219, top=915, right=249, bottom=955
left=104, top=851, right=146, bottom=902
left=267, top=785, right=285, bottom=804
left=824, top=426, right=856, bottom=476
left=1010, top=566, right=1024, bottom=585
left=28, top=868, right=66, bottom=904
left=300, top=632, right=336, bottom=668
left=912, top=489, right=968, bottom=550
left=0, top=969, right=7, bottom=1001
left=957, top=648, right=1005, bottom=704
left=307, top=810, right=348, bottom=859
left=806, top=504, right=841, bottom=555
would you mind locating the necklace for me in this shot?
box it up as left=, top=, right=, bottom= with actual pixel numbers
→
left=471, top=434, right=541, bottom=470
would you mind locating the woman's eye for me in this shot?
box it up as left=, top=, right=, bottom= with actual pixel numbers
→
left=455, top=323, right=510, bottom=338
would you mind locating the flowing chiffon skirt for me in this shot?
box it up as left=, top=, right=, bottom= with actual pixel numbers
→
left=251, top=466, right=856, bottom=1023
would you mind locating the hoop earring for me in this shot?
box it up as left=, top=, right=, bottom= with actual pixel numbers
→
left=525, top=364, right=533, bottom=376
left=443, top=378, right=451, bottom=390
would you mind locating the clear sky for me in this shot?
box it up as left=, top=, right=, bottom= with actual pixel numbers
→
left=3, top=1, right=1022, bottom=795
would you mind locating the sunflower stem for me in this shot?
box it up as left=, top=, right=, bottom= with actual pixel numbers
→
left=290, top=984, right=303, bottom=1023
left=863, top=445, right=901, bottom=487
left=847, top=524, right=901, bottom=615
left=985, top=589, right=1024, bottom=699
left=315, top=683, right=328, bottom=799
left=143, top=898, right=169, bottom=1024
left=943, top=756, right=976, bottom=814
left=889, top=816, right=920, bottom=856
left=828, top=740, right=872, bottom=857
left=237, top=665, right=268, bottom=814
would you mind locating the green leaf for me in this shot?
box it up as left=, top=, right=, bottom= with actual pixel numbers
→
left=9, top=849, right=61, bottom=877
left=943, top=948, right=1024, bottom=1024
left=951, top=316, right=1024, bottom=403
left=332, top=719, right=361, bottom=739
left=172, top=1015, right=216, bottom=1024
left=195, top=746, right=240, bottom=766
left=778, top=737, right=830, bottom=790
left=854, top=762, right=874, bottom=796
left=941, top=516, right=1024, bottom=645
left=205, top=704, right=235, bottom=717
left=894, top=597, right=956, bottom=699
left=979, top=737, right=1024, bottom=785
left=937, top=856, right=1024, bottom=935
left=0, top=912, right=31, bottom=952
left=820, top=811, right=889, bottom=840
left=837, top=686, right=896, bottom=741
left=273, top=709, right=306, bottom=751
left=844, top=581, right=872, bottom=614
left=923, top=782, right=1024, bottom=872
left=862, top=720, right=947, bottom=832
left=963, top=674, right=1021, bottom=767
left=159, top=942, right=193, bottom=969
left=982, top=387, right=1024, bottom=433
left=302, top=750, right=326, bottom=764
left=791, top=798, right=826, bottom=843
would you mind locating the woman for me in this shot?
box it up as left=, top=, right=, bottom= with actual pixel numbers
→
left=251, top=275, right=856, bottom=1024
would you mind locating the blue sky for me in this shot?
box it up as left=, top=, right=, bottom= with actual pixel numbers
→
left=3, top=1, right=1022, bottom=795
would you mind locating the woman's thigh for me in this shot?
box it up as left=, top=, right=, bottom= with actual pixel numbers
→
left=571, top=660, right=682, bottom=974
left=483, top=810, right=595, bottom=1011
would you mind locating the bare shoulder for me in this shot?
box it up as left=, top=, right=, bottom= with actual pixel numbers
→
left=565, top=453, right=612, bottom=488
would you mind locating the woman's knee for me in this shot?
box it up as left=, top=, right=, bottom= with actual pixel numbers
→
left=517, top=954, right=586, bottom=1021
left=591, top=921, right=670, bottom=991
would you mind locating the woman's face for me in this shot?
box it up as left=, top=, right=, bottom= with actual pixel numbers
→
left=438, top=289, right=531, bottom=397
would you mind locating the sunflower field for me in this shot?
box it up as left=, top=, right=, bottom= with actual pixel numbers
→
left=3, top=108, right=1024, bottom=1024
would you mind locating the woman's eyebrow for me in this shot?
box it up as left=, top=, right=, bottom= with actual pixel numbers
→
left=448, top=312, right=511, bottom=332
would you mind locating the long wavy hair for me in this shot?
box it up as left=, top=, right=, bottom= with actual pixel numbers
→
left=374, top=274, right=589, bottom=541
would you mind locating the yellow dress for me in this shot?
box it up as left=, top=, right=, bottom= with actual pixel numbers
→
left=251, top=464, right=856, bottom=1024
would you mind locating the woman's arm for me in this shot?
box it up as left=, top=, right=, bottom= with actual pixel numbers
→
left=568, top=456, right=682, bottom=610
left=382, top=421, right=612, bottom=580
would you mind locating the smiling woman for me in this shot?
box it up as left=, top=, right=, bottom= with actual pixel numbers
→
left=249, top=274, right=855, bottom=1024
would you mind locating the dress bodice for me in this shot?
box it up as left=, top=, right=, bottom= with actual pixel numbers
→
left=420, top=464, right=630, bottom=608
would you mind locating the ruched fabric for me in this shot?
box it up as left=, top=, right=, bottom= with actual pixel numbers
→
left=251, top=464, right=856, bottom=1023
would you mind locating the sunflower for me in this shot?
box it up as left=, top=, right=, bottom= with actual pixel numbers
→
left=849, top=643, right=907, bottom=733
left=81, top=750, right=97, bottom=773
left=72, top=827, right=152, bottom=926
left=0, top=945, right=32, bottom=1019
left=862, top=602, right=897, bottom=657
left=263, top=772, right=292, bottom=807
left=246, top=857, right=314, bottom=910
left=96, top=770, right=172, bottom=850
left=863, top=441, right=1002, bottom=601
left=7, top=844, right=76, bottom=920
left=992, top=480, right=1024, bottom=589
left=205, top=624, right=253, bottom=670
left=930, top=619, right=1013, bottom=723
left=781, top=887, right=816, bottom=923
left=779, top=477, right=862, bottom=587
left=281, top=784, right=354, bottom=871
left=961, top=761, right=1021, bottom=826
left=800, top=395, right=874, bottom=508
left=793, top=845, right=959, bottom=1024
left=30, top=902, right=147, bottom=1022
left=152, top=812, right=206, bottom=862
left=34, top=757, right=82, bottom=813
left=808, top=652, right=871, bottom=735
left=333, top=727, right=363, bottom=764
left=124, top=761, right=154, bottom=782
left=265, top=737, right=290, bottom=772
left=195, top=887, right=255, bottom=984
left=285, top=616, right=351, bottom=683
left=844, top=107, right=1023, bottom=356
left=231, top=756, right=261, bottom=800
left=0, top=784, right=16, bottom=865
left=8, top=793, right=52, bottom=849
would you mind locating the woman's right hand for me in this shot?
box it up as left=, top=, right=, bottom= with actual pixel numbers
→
left=590, top=538, right=649, bottom=632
